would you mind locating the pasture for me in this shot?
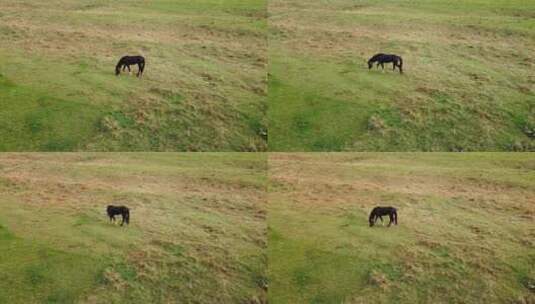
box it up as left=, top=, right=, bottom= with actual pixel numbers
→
left=268, top=0, right=535, bottom=151
left=0, top=153, right=267, bottom=303
left=269, top=153, right=535, bottom=303
left=0, top=0, right=266, bottom=151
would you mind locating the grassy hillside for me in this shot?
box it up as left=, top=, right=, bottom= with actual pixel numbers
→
left=0, top=0, right=266, bottom=151
left=269, top=153, right=535, bottom=303
left=0, top=153, right=267, bottom=303
left=269, top=0, right=535, bottom=151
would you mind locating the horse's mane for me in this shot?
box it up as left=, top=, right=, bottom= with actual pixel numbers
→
left=369, top=53, right=386, bottom=62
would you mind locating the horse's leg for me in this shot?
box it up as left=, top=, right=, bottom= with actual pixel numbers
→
left=374, top=215, right=381, bottom=226
left=388, top=214, right=393, bottom=227
left=120, top=214, right=124, bottom=226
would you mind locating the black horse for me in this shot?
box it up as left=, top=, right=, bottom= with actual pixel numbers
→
left=369, top=206, right=397, bottom=227
left=368, top=53, right=403, bottom=74
left=115, top=56, right=145, bottom=77
left=107, top=205, right=130, bottom=226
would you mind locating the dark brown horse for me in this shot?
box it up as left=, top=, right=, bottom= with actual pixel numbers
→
left=115, top=56, right=145, bottom=77
left=369, top=206, right=397, bottom=227
left=107, top=205, right=130, bottom=226
left=368, top=53, right=403, bottom=74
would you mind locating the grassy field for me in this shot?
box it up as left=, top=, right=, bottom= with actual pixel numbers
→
left=268, top=0, right=535, bottom=151
left=268, top=153, right=535, bottom=303
left=0, top=153, right=267, bottom=303
left=0, top=0, right=266, bottom=151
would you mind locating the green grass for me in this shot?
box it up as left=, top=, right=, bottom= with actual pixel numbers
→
left=268, top=153, right=535, bottom=303
left=0, top=228, right=105, bottom=304
left=268, top=0, right=535, bottom=151
left=0, top=153, right=267, bottom=303
left=0, top=0, right=267, bottom=151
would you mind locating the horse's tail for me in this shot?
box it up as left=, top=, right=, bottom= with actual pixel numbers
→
left=135, top=57, right=145, bottom=77
left=125, top=208, right=130, bottom=224
left=393, top=209, right=398, bottom=225
left=398, top=56, right=403, bottom=74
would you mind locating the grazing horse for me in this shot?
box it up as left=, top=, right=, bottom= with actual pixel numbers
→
left=369, top=206, right=397, bottom=227
left=368, top=53, right=403, bottom=74
left=115, top=55, right=145, bottom=77
left=107, top=205, right=130, bottom=226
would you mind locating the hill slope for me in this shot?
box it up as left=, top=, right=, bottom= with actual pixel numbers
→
left=0, top=0, right=267, bottom=151
left=269, top=0, right=535, bottom=151
left=269, top=153, right=535, bottom=303
left=0, top=153, right=267, bottom=303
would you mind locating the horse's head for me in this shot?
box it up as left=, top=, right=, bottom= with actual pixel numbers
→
left=368, top=60, right=374, bottom=69
left=115, top=59, right=124, bottom=76
left=368, top=208, right=377, bottom=227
